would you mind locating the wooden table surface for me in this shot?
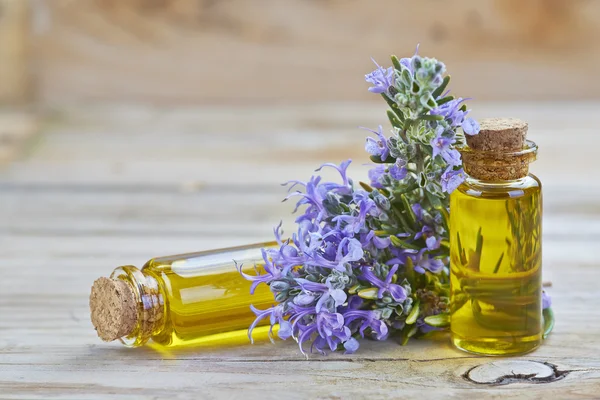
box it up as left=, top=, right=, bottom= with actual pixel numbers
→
left=1, top=102, right=599, bottom=399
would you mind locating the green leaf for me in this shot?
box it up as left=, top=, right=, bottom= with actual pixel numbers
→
left=393, top=184, right=420, bottom=195
left=390, top=235, right=421, bottom=250
left=348, top=284, right=361, bottom=295
left=435, top=95, right=454, bottom=106
left=381, top=94, right=405, bottom=123
left=475, top=227, right=484, bottom=256
left=387, top=109, right=404, bottom=130
left=378, top=187, right=391, bottom=197
left=459, top=104, right=467, bottom=112
left=439, top=239, right=450, bottom=251
left=418, top=172, right=427, bottom=187
left=543, top=307, right=555, bottom=339
left=412, top=81, right=420, bottom=93
left=275, top=292, right=288, bottom=303
left=432, top=75, right=450, bottom=98
left=381, top=307, right=393, bottom=319
left=436, top=205, right=450, bottom=234
left=391, top=55, right=403, bottom=71
left=357, top=287, right=379, bottom=300
left=419, top=114, right=444, bottom=121
left=391, top=207, right=412, bottom=234
left=423, top=313, right=450, bottom=328
left=493, top=252, right=504, bottom=274
left=401, top=324, right=419, bottom=345
left=425, top=190, right=443, bottom=209
left=427, top=97, right=437, bottom=109
left=404, top=257, right=416, bottom=284
left=456, top=232, right=467, bottom=265
left=370, top=154, right=396, bottom=164
left=434, top=281, right=450, bottom=297
left=400, top=194, right=417, bottom=227
left=406, top=300, right=420, bottom=324
left=401, top=69, right=412, bottom=87
left=359, top=181, right=374, bottom=192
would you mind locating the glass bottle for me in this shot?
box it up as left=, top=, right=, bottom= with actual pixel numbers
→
left=449, top=118, right=542, bottom=356
left=90, top=242, right=277, bottom=349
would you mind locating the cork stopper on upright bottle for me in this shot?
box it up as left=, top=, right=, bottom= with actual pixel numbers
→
left=90, top=277, right=138, bottom=342
left=461, top=118, right=534, bottom=180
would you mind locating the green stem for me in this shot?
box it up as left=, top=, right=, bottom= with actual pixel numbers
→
left=543, top=307, right=555, bottom=339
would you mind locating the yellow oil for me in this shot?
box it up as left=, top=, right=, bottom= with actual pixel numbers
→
left=141, top=243, right=278, bottom=349
left=450, top=175, right=542, bottom=355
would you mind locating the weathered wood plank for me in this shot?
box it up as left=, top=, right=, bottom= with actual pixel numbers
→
left=0, top=103, right=599, bottom=398
left=32, top=0, right=600, bottom=104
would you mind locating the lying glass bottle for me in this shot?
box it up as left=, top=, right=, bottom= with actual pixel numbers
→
left=90, top=242, right=277, bottom=349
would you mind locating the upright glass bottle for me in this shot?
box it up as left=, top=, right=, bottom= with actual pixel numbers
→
left=90, top=242, right=277, bottom=349
left=450, top=118, right=542, bottom=356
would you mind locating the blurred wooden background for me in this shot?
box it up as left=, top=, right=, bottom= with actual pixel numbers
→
left=1, top=0, right=600, bottom=105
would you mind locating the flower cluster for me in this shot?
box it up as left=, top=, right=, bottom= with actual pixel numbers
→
left=240, top=47, right=550, bottom=355
left=239, top=161, right=414, bottom=354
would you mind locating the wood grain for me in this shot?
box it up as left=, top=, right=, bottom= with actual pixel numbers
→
left=30, top=0, right=600, bottom=105
left=0, top=102, right=599, bottom=399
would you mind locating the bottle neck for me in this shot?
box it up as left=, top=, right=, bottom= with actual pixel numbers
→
left=459, top=139, right=537, bottom=182
left=110, top=265, right=166, bottom=347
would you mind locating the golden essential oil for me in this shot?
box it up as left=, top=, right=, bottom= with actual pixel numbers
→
left=90, top=242, right=277, bottom=349
left=449, top=118, right=543, bottom=356
left=450, top=176, right=542, bottom=355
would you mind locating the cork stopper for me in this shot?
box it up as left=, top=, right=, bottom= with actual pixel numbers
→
left=461, top=118, right=535, bottom=181
left=466, top=118, right=528, bottom=151
left=90, top=277, right=138, bottom=342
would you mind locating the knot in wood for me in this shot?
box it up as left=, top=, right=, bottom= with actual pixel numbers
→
left=463, top=360, right=569, bottom=386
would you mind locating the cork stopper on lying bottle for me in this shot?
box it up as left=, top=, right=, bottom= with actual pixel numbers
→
left=90, top=277, right=138, bottom=342
left=461, top=117, right=536, bottom=181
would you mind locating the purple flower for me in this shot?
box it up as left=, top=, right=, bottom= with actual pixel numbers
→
left=360, top=230, right=391, bottom=250
left=441, top=166, right=465, bottom=193
left=360, top=265, right=407, bottom=302
left=343, top=307, right=388, bottom=340
left=430, top=126, right=461, bottom=166
left=315, top=159, right=353, bottom=194
left=425, top=236, right=441, bottom=250
left=412, top=249, right=444, bottom=274
left=363, top=125, right=390, bottom=162
left=414, top=225, right=432, bottom=240
left=313, top=312, right=352, bottom=352
left=284, top=175, right=326, bottom=222
left=430, top=97, right=469, bottom=128
left=313, top=237, right=364, bottom=272
left=294, top=278, right=348, bottom=313
left=542, top=291, right=552, bottom=309
left=389, top=159, right=407, bottom=180
left=365, top=59, right=394, bottom=94
left=333, top=197, right=375, bottom=234
left=368, top=165, right=386, bottom=189
left=414, top=225, right=441, bottom=250
left=411, top=204, right=423, bottom=220
left=236, top=249, right=282, bottom=294
left=248, top=304, right=292, bottom=343
left=284, top=160, right=355, bottom=224
left=343, top=337, right=360, bottom=354
left=462, top=118, right=480, bottom=136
